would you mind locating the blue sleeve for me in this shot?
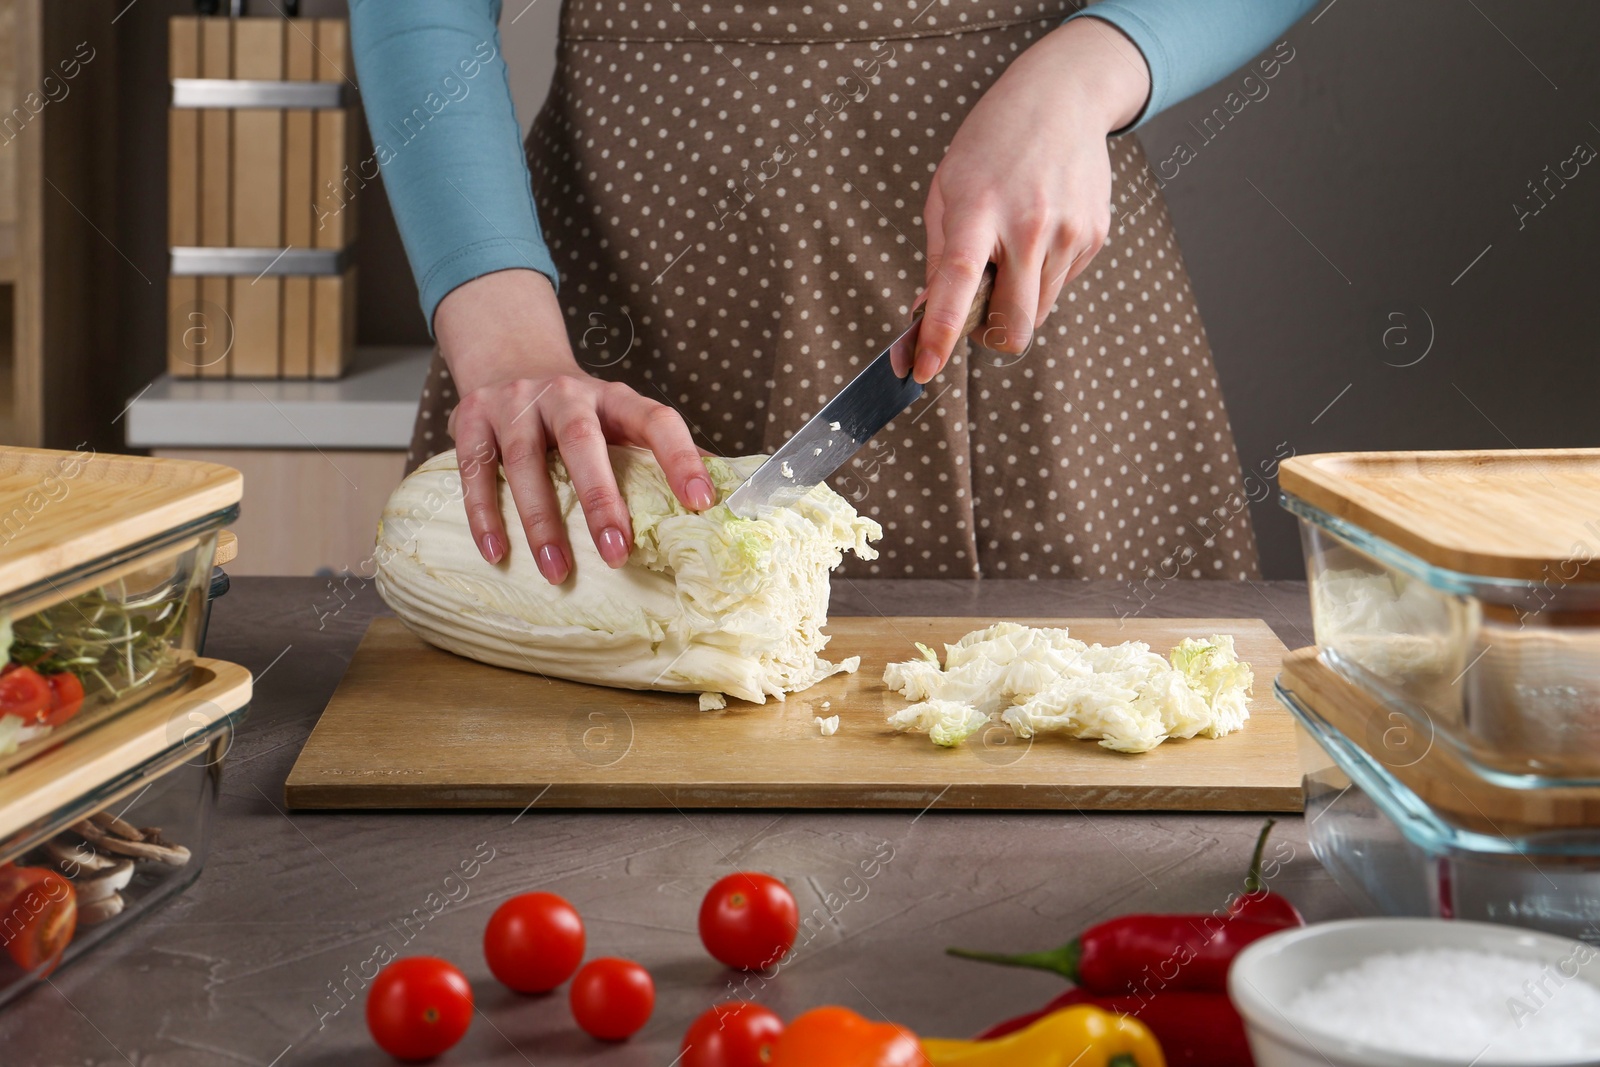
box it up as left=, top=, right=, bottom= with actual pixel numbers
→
left=1067, top=0, right=1319, bottom=129
left=350, top=0, right=559, bottom=333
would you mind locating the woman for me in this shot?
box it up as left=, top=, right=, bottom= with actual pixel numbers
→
left=351, top=0, right=1314, bottom=583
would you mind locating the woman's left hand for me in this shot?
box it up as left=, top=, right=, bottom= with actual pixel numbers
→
left=909, top=17, right=1152, bottom=382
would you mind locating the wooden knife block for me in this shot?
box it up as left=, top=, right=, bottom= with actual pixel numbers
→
left=167, top=16, right=357, bottom=380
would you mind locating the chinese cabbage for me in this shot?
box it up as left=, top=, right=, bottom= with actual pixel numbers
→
left=375, top=447, right=879, bottom=704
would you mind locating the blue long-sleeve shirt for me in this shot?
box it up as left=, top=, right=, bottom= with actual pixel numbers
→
left=349, top=0, right=1318, bottom=330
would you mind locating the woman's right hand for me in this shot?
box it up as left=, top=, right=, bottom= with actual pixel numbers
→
left=433, top=269, right=713, bottom=584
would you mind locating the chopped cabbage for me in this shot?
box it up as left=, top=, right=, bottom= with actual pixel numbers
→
left=0, top=616, right=21, bottom=754
left=884, top=626, right=1254, bottom=753
left=0, top=714, right=20, bottom=757
left=1312, top=568, right=1456, bottom=679
left=815, top=714, right=840, bottom=736
left=375, top=447, right=880, bottom=705
left=887, top=698, right=992, bottom=747
left=1171, top=635, right=1254, bottom=737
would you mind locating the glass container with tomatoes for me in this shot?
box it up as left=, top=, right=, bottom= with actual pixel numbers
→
left=0, top=448, right=241, bottom=775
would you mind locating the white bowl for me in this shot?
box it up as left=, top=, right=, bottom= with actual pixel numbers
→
left=1228, top=918, right=1600, bottom=1067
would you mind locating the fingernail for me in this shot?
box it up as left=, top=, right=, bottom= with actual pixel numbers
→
left=599, top=526, right=630, bottom=566
left=536, top=544, right=569, bottom=584
left=480, top=532, right=505, bottom=564
left=913, top=349, right=939, bottom=384
left=686, top=476, right=715, bottom=511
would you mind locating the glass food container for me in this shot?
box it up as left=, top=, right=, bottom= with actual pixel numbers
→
left=1277, top=647, right=1600, bottom=835
left=0, top=449, right=241, bottom=775
left=1275, top=674, right=1600, bottom=945
left=197, top=530, right=238, bottom=657
left=0, top=657, right=251, bottom=1005
left=1279, top=449, right=1600, bottom=782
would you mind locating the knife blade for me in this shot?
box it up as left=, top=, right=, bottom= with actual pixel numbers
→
left=725, top=264, right=995, bottom=517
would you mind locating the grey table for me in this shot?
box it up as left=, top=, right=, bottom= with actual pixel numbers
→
left=3, top=578, right=1353, bottom=1066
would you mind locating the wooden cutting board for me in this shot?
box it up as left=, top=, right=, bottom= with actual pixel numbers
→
left=284, top=617, right=1300, bottom=812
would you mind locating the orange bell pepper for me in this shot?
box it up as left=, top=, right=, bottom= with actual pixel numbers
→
left=770, top=1006, right=932, bottom=1067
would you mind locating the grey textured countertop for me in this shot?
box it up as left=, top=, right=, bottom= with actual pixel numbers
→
left=1, top=577, right=1350, bottom=1066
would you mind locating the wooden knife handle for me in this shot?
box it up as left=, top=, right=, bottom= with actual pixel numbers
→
left=913, top=263, right=998, bottom=340
left=961, top=263, right=998, bottom=338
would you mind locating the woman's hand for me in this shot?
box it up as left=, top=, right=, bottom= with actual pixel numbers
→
left=434, top=269, right=713, bottom=583
left=911, top=17, right=1152, bottom=382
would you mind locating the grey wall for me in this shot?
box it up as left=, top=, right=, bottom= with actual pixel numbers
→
left=107, top=1, right=1600, bottom=578
left=500, top=1, right=560, bottom=129
left=1141, top=1, right=1600, bottom=578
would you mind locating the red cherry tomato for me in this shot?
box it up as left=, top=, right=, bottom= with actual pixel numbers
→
left=682, top=1000, right=785, bottom=1067
left=484, top=891, right=586, bottom=993
left=0, top=667, right=51, bottom=724
left=569, top=957, right=654, bottom=1041
left=365, top=956, right=473, bottom=1061
left=698, top=872, right=798, bottom=971
left=42, top=673, right=85, bottom=728
left=0, top=865, right=77, bottom=975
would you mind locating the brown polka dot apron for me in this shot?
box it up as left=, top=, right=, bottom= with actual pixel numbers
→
left=409, top=0, right=1262, bottom=581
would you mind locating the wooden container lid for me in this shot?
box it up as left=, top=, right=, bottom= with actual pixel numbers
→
left=0, top=449, right=242, bottom=597
left=0, top=658, right=252, bottom=847
left=1279, top=647, right=1600, bottom=836
left=215, top=530, right=239, bottom=567
left=1278, top=449, right=1600, bottom=582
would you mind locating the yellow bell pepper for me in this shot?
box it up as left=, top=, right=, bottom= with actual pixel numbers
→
left=921, top=1005, right=1166, bottom=1067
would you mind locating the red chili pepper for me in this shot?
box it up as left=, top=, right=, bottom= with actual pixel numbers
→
left=948, top=913, right=1281, bottom=995
left=1224, top=819, right=1303, bottom=928
left=977, top=990, right=1253, bottom=1067
left=947, top=821, right=1299, bottom=995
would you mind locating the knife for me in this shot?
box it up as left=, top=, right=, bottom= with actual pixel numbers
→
left=725, top=264, right=995, bottom=517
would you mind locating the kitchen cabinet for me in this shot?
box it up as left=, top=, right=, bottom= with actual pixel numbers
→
left=0, top=0, right=121, bottom=448
left=150, top=448, right=405, bottom=576
left=126, top=345, right=429, bottom=575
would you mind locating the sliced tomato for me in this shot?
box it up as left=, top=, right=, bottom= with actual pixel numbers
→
left=0, top=667, right=51, bottom=724
left=42, top=673, right=85, bottom=727
left=0, top=865, right=78, bottom=975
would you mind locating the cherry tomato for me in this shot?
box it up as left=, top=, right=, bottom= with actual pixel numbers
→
left=682, top=1000, right=785, bottom=1067
left=770, top=1007, right=929, bottom=1067
left=569, top=957, right=654, bottom=1041
left=484, top=891, right=586, bottom=993
left=0, top=667, right=51, bottom=724
left=42, top=673, right=85, bottom=728
left=0, top=865, right=77, bottom=975
left=365, top=956, right=473, bottom=1061
left=698, top=872, right=798, bottom=971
